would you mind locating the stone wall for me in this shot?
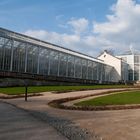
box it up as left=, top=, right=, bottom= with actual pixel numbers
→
left=0, top=78, right=84, bottom=87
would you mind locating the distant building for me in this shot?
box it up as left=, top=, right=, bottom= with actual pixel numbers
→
left=117, top=49, right=140, bottom=81
left=97, top=50, right=128, bottom=82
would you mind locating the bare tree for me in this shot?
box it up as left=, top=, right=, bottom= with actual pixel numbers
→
left=99, top=48, right=115, bottom=56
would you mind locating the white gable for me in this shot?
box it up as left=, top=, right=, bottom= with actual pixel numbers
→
left=98, top=51, right=122, bottom=81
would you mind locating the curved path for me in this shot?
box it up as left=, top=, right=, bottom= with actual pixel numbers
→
left=1, top=88, right=140, bottom=140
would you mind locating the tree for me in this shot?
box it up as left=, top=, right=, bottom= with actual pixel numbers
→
left=99, top=48, right=115, bottom=56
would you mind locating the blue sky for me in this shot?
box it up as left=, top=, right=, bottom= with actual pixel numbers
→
left=1, top=0, right=140, bottom=56
left=0, top=0, right=116, bottom=32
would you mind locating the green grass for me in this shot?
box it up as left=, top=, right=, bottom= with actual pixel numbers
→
left=0, top=85, right=131, bottom=95
left=75, top=90, right=140, bottom=106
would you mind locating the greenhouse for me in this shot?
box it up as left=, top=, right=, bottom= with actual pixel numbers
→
left=0, top=28, right=117, bottom=83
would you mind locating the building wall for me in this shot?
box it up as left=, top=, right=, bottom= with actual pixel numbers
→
left=117, top=55, right=134, bottom=81
left=98, top=51, right=122, bottom=82
left=117, top=54, right=140, bottom=81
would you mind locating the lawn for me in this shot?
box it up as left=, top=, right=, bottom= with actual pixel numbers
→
left=75, top=90, right=140, bottom=106
left=0, top=84, right=132, bottom=95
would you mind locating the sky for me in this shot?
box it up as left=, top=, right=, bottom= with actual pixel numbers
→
left=1, top=0, right=140, bottom=56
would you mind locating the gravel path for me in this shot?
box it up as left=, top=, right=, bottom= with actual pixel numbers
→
left=0, top=100, right=98, bottom=140
left=3, top=88, right=139, bottom=140
left=0, top=101, right=67, bottom=140
left=27, top=110, right=98, bottom=140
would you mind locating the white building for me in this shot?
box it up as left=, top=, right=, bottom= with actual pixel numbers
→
left=98, top=50, right=128, bottom=82
left=117, top=49, right=140, bottom=81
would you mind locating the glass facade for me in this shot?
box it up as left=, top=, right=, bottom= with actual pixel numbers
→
left=118, top=54, right=140, bottom=81
left=0, top=28, right=116, bottom=83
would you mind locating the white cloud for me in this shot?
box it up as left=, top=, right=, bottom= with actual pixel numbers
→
left=24, top=0, right=140, bottom=56
left=93, top=0, right=140, bottom=52
left=56, top=15, right=64, bottom=20
left=24, top=28, right=100, bottom=56
left=25, top=30, right=47, bottom=40
left=94, top=0, right=135, bottom=35
left=67, top=18, right=89, bottom=34
left=24, top=29, right=81, bottom=50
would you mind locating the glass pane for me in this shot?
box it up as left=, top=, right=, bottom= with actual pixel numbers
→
left=82, top=59, right=87, bottom=79
left=59, top=53, right=67, bottom=77
left=93, top=62, right=97, bottom=80
left=3, top=38, right=12, bottom=71
left=75, top=57, right=82, bottom=78
left=87, top=60, right=93, bottom=80
left=26, top=45, right=39, bottom=74
left=39, top=48, right=49, bottom=75
left=12, top=41, right=26, bottom=72
left=49, top=50, right=59, bottom=76
left=68, top=55, right=74, bottom=77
